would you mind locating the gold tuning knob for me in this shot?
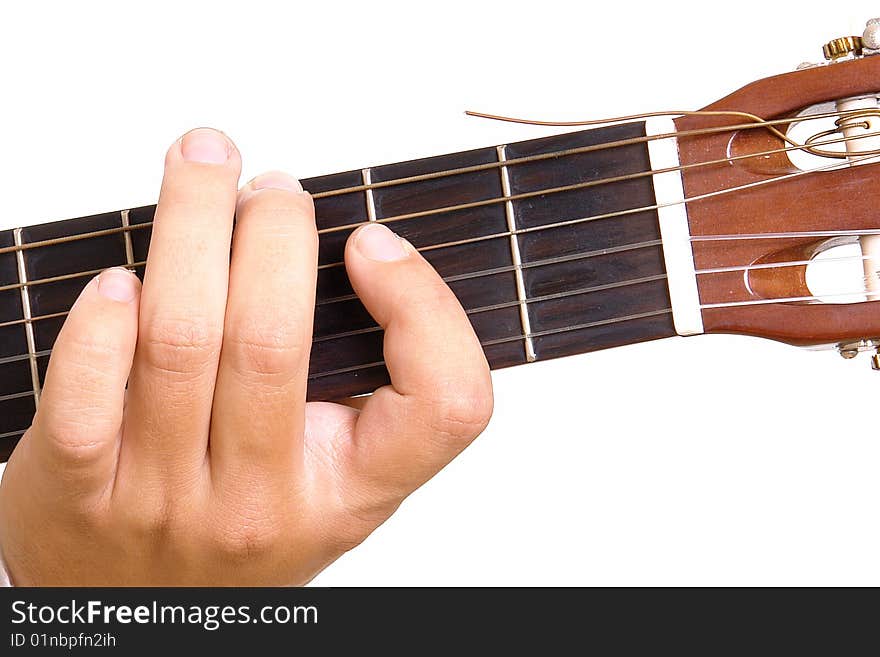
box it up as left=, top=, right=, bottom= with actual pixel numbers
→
left=822, top=35, right=863, bottom=60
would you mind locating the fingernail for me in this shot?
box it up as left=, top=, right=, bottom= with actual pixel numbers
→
left=250, top=171, right=304, bottom=193
left=355, top=224, right=409, bottom=262
left=180, top=128, right=232, bottom=164
left=97, top=268, right=138, bottom=303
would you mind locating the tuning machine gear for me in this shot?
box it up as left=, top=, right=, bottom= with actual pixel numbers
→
left=822, top=18, right=880, bottom=60
left=798, top=18, right=880, bottom=69
left=837, top=338, right=880, bottom=370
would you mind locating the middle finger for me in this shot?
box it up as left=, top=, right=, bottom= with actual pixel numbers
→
left=123, top=128, right=241, bottom=484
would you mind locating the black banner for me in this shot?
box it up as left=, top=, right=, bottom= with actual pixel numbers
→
left=0, top=587, right=873, bottom=652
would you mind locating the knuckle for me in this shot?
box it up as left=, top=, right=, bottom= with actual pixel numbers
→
left=141, top=316, right=222, bottom=376
left=426, top=381, right=494, bottom=447
left=304, top=480, right=398, bottom=557
left=227, top=314, right=309, bottom=377
left=214, top=510, right=284, bottom=560
left=117, top=493, right=174, bottom=541
left=36, top=420, right=109, bottom=464
left=64, top=330, right=126, bottom=364
left=50, top=342, right=121, bottom=397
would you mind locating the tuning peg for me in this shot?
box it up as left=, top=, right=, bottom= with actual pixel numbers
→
left=864, top=18, right=880, bottom=51
left=837, top=339, right=880, bottom=368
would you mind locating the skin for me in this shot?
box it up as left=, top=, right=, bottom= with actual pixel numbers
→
left=0, top=128, right=493, bottom=585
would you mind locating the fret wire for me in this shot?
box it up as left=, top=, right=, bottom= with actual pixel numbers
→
left=0, top=111, right=871, bottom=262
left=121, top=209, right=135, bottom=266
left=361, top=168, right=378, bottom=221
left=497, top=144, right=536, bottom=362
left=13, top=228, right=41, bottom=407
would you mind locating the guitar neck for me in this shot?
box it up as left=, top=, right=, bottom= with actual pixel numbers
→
left=0, top=120, right=679, bottom=458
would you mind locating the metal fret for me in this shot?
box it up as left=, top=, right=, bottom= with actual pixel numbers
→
left=13, top=228, right=41, bottom=406
left=121, top=209, right=135, bottom=267
left=361, top=168, right=378, bottom=221
left=496, top=145, right=536, bottom=362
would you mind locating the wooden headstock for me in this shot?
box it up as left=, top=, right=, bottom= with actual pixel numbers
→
left=675, top=55, right=880, bottom=347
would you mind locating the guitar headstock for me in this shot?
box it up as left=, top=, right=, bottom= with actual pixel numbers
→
left=674, top=19, right=880, bottom=367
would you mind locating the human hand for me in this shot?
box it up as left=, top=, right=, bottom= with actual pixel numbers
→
left=0, top=128, right=493, bottom=585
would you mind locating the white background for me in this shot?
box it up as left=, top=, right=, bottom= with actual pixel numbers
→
left=1, top=1, right=878, bottom=585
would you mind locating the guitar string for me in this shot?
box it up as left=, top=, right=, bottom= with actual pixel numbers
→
left=314, top=144, right=880, bottom=272
left=0, top=279, right=875, bottom=405
left=0, top=148, right=876, bottom=356
left=3, top=243, right=875, bottom=345
left=0, top=130, right=877, bottom=404
left=0, top=107, right=872, bottom=261
left=1, top=115, right=878, bottom=434
left=467, top=107, right=880, bottom=162
left=308, top=284, right=878, bottom=382
left=1, top=218, right=877, bottom=319
left=0, top=308, right=676, bottom=403
left=0, top=127, right=875, bottom=298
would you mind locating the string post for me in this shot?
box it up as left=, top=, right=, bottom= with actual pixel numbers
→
left=836, top=337, right=880, bottom=368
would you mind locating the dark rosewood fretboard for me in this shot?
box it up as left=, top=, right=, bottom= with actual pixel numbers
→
left=0, top=121, right=675, bottom=460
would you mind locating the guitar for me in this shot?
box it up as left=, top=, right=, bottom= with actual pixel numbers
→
left=1, top=20, right=879, bottom=465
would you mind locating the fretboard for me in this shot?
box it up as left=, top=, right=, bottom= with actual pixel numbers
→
left=0, top=121, right=676, bottom=460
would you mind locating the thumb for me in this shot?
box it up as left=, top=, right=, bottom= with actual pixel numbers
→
left=27, top=267, right=140, bottom=488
